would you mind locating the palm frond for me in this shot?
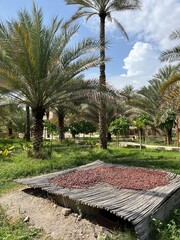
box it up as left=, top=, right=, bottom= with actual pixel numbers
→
left=160, top=73, right=180, bottom=94
left=160, top=46, right=180, bottom=62
left=170, top=29, right=180, bottom=40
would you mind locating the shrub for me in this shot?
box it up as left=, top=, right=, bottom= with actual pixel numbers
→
left=152, top=209, right=180, bottom=240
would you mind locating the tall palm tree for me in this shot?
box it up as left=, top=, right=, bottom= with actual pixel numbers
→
left=0, top=4, right=100, bottom=156
left=65, top=0, right=141, bottom=149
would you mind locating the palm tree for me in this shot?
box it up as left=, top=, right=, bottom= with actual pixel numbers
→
left=160, top=72, right=180, bottom=146
left=160, top=29, right=180, bottom=62
left=65, top=0, right=141, bottom=149
left=24, top=105, right=31, bottom=141
left=80, top=85, right=136, bottom=141
left=160, top=28, right=180, bottom=146
left=135, top=65, right=179, bottom=145
left=55, top=101, right=81, bottom=142
left=0, top=4, right=100, bottom=156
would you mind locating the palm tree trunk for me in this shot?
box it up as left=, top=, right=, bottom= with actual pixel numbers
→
left=58, top=113, right=65, bottom=142
left=8, top=120, right=13, bottom=136
left=176, top=115, right=179, bottom=147
left=99, top=15, right=107, bottom=149
left=32, top=109, right=45, bottom=153
left=139, top=128, right=143, bottom=150
left=166, top=129, right=172, bottom=146
left=107, top=132, right=112, bottom=142
left=25, top=105, right=31, bottom=141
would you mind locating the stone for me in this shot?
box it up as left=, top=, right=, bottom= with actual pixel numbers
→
left=61, top=208, right=71, bottom=216
left=23, top=216, right=30, bottom=222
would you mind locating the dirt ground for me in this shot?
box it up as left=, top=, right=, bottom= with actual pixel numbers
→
left=0, top=188, right=107, bottom=240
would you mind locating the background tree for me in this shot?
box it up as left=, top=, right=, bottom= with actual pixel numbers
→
left=53, top=77, right=99, bottom=142
left=65, top=0, right=141, bottom=149
left=25, top=105, right=31, bottom=142
left=80, top=86, right=126, bottom=142
left=132, top=65, right=179, bottom=143
left=160, top=72, right=180, bottom=146
left=109, top=116, right=130, bottom=145
left=157, top=110, right=176, bottom=146
left=160, top=28, right=180, bottom=146
left=68, top=120, right=96, bottom=139
left=133, top=113, right=152, bottom=149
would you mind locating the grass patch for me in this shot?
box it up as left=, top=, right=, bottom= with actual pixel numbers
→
left=0, top=206, right=42, bottom=240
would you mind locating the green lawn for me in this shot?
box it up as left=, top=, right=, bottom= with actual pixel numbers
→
left=0, top=139, right=180, bottom=239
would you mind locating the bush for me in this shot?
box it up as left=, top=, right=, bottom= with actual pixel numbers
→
left=152, top=209, right=180, bottom=240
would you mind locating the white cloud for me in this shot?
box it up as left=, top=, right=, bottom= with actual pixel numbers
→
left=85, top=42, right=163, bottom=90
left=82, top=0, right=180, bottom=89
left=122, top=42, right=160, bottom=77
left=112, top=0, right=180, bottom=50
left=84, top=0, right=180, bottom=50
left=107, top=42, right=162, bottom=89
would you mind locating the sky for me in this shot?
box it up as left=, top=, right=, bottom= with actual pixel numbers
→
left=1, top=0, right=180, bottom=90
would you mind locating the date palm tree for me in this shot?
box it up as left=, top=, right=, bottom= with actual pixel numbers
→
left=135, top=65, right=178, bottom=145
left=65, top=0, right=141, bottom=149
left=160, top=72, right=180, bottom=146
left=0, top=4, right=100, bottom=156
left=160, top=28, right=180, bottom=146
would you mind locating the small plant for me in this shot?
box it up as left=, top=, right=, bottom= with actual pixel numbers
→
left=152, top=209, right=180, bottom=240
left=22, top=142, right=52, bottom=159
left=0, top=145, right=15, bottom=157
left=75, top=201, right=83, bottom=217
left=63, top=138, right=75, bottom=146
left=21, top=142, right=33, bottom=152
left=86, top=139, right=97, bottom=148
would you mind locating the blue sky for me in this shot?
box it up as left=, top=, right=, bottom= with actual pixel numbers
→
left=1, top=0, right=180, bottom=90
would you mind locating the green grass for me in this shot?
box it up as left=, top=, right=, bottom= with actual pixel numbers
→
left=0, top=139, right=180, bottom=239
left=0, top=206, right=42, bottom=240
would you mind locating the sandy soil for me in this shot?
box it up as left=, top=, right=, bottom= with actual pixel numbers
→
left=0, top=188, right=106, bottom=240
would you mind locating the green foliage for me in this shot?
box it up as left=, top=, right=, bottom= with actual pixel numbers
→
left=44, top=120, right=57, bottom=135
left=0, top=206, right=42, bottom=240
left=68, top=121, right=96, bottom=137
left=27, top=141, right=53, bottom=159
left=152, top=209, right=180, bottom=240
left=158, top=110, right=176, bottom=132
left=68, top=122, right=82, bottom=136
left=109, top=117, right=131, bottom=136
left=86, top=139, right=98, bottom=148
left=0, top=3, right=100, bottom=154
left=133, top=114, right=152, bottom=129
left=0, top=144, right=15, bottom=158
